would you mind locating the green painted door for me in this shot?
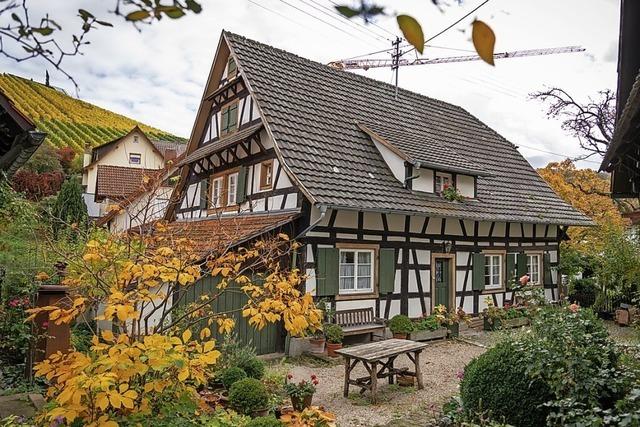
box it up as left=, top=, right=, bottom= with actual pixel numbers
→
left=435, top=258, right=451, bottom=309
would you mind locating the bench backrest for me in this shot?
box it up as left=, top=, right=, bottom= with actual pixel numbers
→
left=335, top=307, right=375, bottom=327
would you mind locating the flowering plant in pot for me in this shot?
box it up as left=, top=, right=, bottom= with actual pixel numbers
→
left=323, top=323, right=344, bottom=357
left=307, top=327, right=326, bottom=354
left=444, top=306, right=471, bottom=337
left=284, top=373, right=318, bottom=411
left=389, top=314, right=414, bottom=339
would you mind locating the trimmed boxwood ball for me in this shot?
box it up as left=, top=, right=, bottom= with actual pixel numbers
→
left=460, top=341, right=553, bottom=427
left=240, top=357, right=266, bottom=380
left=220, top=366, right=247, bottom=390
left=229, top=378, right=270, bottom=415
left=246, top=416, right=284, bottom=427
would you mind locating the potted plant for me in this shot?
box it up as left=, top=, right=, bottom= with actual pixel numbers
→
left=324, top=323, right=344, bottom=357
left=408, top=313, right=447, bottom=341
left=441, top=183, right=464, bottom=202
left=445, top=307, right=471, bottom=337
left=229, top=378, right=270, bottom=418
left=284, top=373, right=318, bottom=411
left=389, top=314, right=413, bottom=339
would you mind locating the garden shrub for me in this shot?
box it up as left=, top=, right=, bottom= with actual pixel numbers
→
left=460, top=340, right=553, bottom=427
left=220, top=366, right=248, bottom=389
left=240, top=357, right=266, bottom=380
left=323, top=323, right=344, bottom=343
left=245, top=416, right=284, bottom=427
left=229, top=378, right=270, bottom=415
left=388, top=314, right=413, bottom=334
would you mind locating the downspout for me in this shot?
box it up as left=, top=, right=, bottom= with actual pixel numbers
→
left=294, top=205, right=327, bottom=240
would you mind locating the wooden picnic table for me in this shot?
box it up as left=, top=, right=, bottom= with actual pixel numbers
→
left=334, top=338, right=429, bottom=403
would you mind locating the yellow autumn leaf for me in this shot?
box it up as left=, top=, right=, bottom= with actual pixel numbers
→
left=101, top=330, right=115, bottom=342
left=472, top=19, right=495, bottom=66
left=397, top=15, right=424, bottom=54
left=178, top=368, right=189, bottom=381
left=182, top=329, right=192, bottom=343
left=200, top=327, right=211, bottom=340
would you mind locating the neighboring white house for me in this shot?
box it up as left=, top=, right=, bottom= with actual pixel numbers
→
left=82, top=126, right=185, bottom=219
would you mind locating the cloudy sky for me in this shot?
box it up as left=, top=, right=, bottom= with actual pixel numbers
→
left=1, top=0, right=619, bottom=169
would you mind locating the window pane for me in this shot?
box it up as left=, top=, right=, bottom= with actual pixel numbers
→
left=340, top=264, right=354, bottom=277
left=340, top=251, right=354, bottom=264
left=357, top=251, right=371, bottom=264
left=339, top=277, right=354, bottom=290
left=357, top=277, right=371, bottom=290
left=357, top=264, right=371, bottom=277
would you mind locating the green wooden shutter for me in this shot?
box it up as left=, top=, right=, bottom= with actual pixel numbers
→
left=506, top=254, right=516, bottom=290
left=517, top=252, right=527, bottom=278
left=221, top=108, right=229, bottom=134
left=291, top=248, right=298, bottom=270
left=229, top=104, right=238, bottom=131
left=472, top=253, right=485, bottom=291
left=236, top=166, right=247, bottom=203
left=378, top=248, right=396, bottom=295
left=543, top=252, right=552, bottom=285
left=316, top=248, right=339, bottom=296
left=199, top=179, right=208, bottom=209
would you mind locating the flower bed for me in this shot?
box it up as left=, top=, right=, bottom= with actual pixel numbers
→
left=391, top=306, right=471, bottom=341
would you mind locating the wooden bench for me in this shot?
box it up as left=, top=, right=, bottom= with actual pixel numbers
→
left=334, top=308, right=386, bottom=339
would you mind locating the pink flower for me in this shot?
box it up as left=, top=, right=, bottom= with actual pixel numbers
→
left=311, top=374, right=317, bottom=380
left=569, top=303, right=579, bottom=313
left=312, top=379, right=319, bottom=385
left=455, top=370, right=464, bottom=380
left=519, top=275, right=530, bottom=285
left=42, top=321, right=49, bottom=328
left=287, top=373, right=293, bottom=380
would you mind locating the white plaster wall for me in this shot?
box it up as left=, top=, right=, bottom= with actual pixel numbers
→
left=372, top=139, right=405, bottom=182
left=412, top=168, right=434, bottom=193
left=456, top=174, right=475, bottom=198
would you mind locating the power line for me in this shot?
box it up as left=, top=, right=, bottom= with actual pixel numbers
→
left=297, top=0, right=388, bottom=43
left=326, top=0, right=398, bottom=38
left=304, top=0, right=393, bottom=42
left=247, top=0, right=308, bottom=29
left=517, top=143, right=601, bottom=164
left=276, top=0, right=381, bottom=49
left=407, top=0, right=492, bottom=54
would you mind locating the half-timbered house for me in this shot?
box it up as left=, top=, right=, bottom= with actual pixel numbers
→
left=166, top=31, right=592, bottom=336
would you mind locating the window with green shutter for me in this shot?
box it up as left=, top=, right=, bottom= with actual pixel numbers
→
left=543, top=252, right=552, bottom=285
left=220, top=103, right=238, bottom=135
left=315, top=248, right=339, bottom=296
left=378, top=248, right=396, bottom=295
left=472, top=253, right=485, bottom=291
left=236, top=166, right=247, bottom=203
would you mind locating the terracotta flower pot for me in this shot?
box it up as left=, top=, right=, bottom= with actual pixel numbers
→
left=393, top=333, right=408, bottom=339
left=309, top=337, right=325, bottom=354
left=291, top=394, right=313, bottom=411
left=326, top=342, right=342, bottom=357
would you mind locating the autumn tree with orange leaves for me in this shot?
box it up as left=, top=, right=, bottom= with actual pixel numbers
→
left=26, top=221, right=322, bottom=426
left=537, top=160, right=628, bottom=254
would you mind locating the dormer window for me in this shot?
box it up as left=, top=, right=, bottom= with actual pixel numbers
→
left=435, top=172, right=452, bottom=193
left=227, top=57, right=237, bottom=79
left=220, top=102, right=238, bottom=135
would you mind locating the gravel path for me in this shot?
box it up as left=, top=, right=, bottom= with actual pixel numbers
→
left=282, top=341, right=485, bottom=427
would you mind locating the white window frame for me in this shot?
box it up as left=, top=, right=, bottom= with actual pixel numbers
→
left=526, top=253, right=542, bottom=285
left=211, top=176, right=224, bottom=208
left=338, top=249, right=374, bottom=294
left=484, top=254, right=503, bottom=290
left=129, top=153, right=141, bottom=165
left=435, top=172, right=452, bottom=193
left=227, top=172, right=238, bottom=206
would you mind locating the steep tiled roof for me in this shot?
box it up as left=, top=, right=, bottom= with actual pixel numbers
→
left=151, top=140, right=187, bottom=159
left=96, top=165, right=161, bottom=200
left=225, top=32, right=592, bottom=226
left=178, top=123, right=263, bottom=167
left=164, top=211, right=300, bottom=257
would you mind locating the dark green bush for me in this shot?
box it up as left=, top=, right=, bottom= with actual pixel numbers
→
left=460, top=341, right=553, bottom=427
left=219, top=367, right=247, bottom=390
left=239, top=357, right=266, bottom=380
left=388, top=314, right=413, bottom=334
left=245, top=416, right=284, bottom=427
left=229, top=378, right=269, bottom=415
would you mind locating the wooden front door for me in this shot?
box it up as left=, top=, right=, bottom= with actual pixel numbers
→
left=434, top=258, right=451, bottom=309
